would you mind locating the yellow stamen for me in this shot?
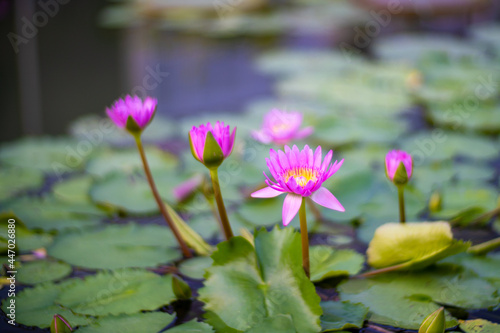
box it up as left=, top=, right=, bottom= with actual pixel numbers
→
left=283, top=167, right=318, bottom=187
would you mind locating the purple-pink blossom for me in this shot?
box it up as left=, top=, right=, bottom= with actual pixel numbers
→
left=251, top=109, right=313, bottom=145
left=173, top=174, right=204, bottom=202
left=251, top=145, right=344, bottom=226
left=385, top=150, right=413, bottom=181
left=189, top=121, right=236, bottom=164
left=106, top=95, right=157, bottom=130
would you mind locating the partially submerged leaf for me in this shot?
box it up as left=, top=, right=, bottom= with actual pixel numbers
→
left=17, top=260, right=72, bottom=284
left=367, top=222, right=469, bottom=270
left=460, top=319, right=500, bottom=333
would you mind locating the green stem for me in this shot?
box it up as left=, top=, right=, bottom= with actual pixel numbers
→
left=398, top=185, right=406, bottom=224
left=299, top=198, right=310, bottom=279
left=134, top=136, right=192, bottom=258
left=209, top=168, right=234, bottom=241
left=468, top=237, right=500, bottom=256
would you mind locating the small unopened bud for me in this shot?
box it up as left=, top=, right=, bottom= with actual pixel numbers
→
left=419, top=307, right=445, bottom=333
left=50, top=314, right=73, bottom=333
left=172, top=275, right=192, bottom=300
left=429, top=191, right=442, bottom=213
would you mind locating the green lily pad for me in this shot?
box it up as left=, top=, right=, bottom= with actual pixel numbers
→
left=70, top=115, right=177, bottom=146
left=443, top=252, right=500, bottom=289
left=89, top=171, right=180, bottom=215
left=17, top=260, right=72, bottom=284
left=178, top=256, right=213, bottom=280
left=0, top=167, right=44, bottom=202
left=460, top=319, right=500, bottom=333
left=52, top=175, right=94, bottom=204
left=56, top=269, right=177, bottom=316
left=320, top=301, right=368, bottom=331
left=1, top=279, right=93, bottom=328
left=366, top=222, right=469, bottom=270
left=48, top=223, right=182, bottom=269
left=401, top=131, right=498, bottom=161
left=1, top=197, right=104, bottom=231
left=0, top=137, right=86, bottom=173
left=0, top=212, right=53, bottom=252
left=339, top=264, right=498, bottom=326
left=373, top=33, right=486, bottom=63
left=430, top=182, right=499, bottom=225
left=167, top=319, right=215, bottom=333
left=314, top=116, right=406, bottom=146
left=244, top=315, right=295, bottom=333
left=76, top=312, right=175, bottom=333
left=309, top=246, right=364, bottom=282
left=199, top=227, right=322, bottom=333
left=85, top=146, right=178, bottom=177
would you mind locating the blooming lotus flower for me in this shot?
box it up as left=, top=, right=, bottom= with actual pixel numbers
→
left=385, top=150, right=413, bottom=185
left=106, top=95, right=157, bottom=133
left=189, top=121, right=236, bottom=169
left=251, top=109, right=313, bottom=145
left=251, top=145, right=344, bottom=226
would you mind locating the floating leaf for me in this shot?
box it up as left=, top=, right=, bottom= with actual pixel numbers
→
left=320, top=301, right=368, bottom=331
left=166, top=319, right=214, bottom=332
left=401, top=131, right=498, bottom=162
left=0, top=137, right=86, bottom=173
left=17, top=260, right=72, bottom=284
left=89, top=172, right=181, bottom=215
left=339, top=264, right=498, bottom=330
left=85, top=146, right=178, bottom=177
left=76, top=312, right=175, bottom=333
left=178, top=256, right=213, bottom=280
left=244, top=315, right=295, bottom=333
left=56, top=269, right=176, bottom=316
left=1, top=280, right=93, bottom=328
left=52, top=175, right=94, bottom=204
left=309, top=246, right=364, bottom=282
left=366, top=222, right=469, bottom=270
left=2, top=197, right=104, bottom=231
left=460, top=319, right=500, bottom=333
left=199, top=227, right=322, bottom=333
left=48, top=223, right=182, bottom=269
left=0, top=167, right=44, bottom=202
left=0, top=212, right=53, bottom=252
left=430, top=182, right=499, bottom=225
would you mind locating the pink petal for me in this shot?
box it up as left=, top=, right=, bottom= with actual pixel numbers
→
left=251, top=130, right=272, bottom=144
left=311, top=187, right=344, bottom=212
left=282, top=193, right=302, bottom=226
left=326, top=159, right=344, bottom=178
left=295, top=126, right=314, bottom=139
left=251, top=186, right=283, bottom=198
left=313, top=146, right=322, bottom=169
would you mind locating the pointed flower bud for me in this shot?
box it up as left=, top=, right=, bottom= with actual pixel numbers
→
left=386, top=150, right=412, bottom=186
left=419, top=307, right=445, bottom=333
left=189, top=121, right=236, bottom=169
left=106, top=95, right=157, bottom=135
left=50, top=314, right=73, bottom=333
left=172, top=275, right=192, bottom=300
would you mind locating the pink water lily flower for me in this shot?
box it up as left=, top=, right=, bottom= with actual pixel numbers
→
left=251, top=145, right=344, bottom=226
left=189, top=121, right=236, bottom=164
left=106, top=95, right=157, bottom=130
left=251, top=109, right=313, bottom=145
left=385, top=150, right=413, bottom=181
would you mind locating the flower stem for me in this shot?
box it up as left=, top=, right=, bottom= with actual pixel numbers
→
left=468, top=237, right=500, bottom=256
left=299, top=197, right=310, bottom=278
left=134, top=136, right=192, bottom=258
left=397, top=185, right=406, bottom=223
left=209, top=168, right=234, bottom=241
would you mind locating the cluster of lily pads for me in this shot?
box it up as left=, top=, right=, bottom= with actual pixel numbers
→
left=1, top=26, right=500, bottom=333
